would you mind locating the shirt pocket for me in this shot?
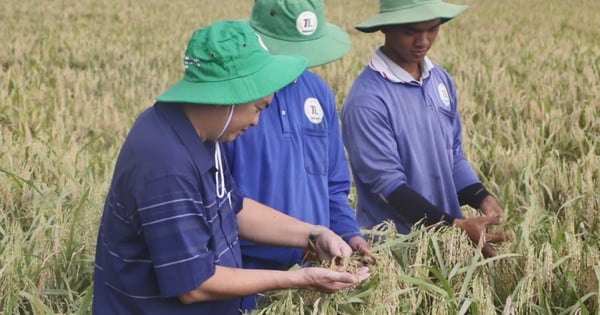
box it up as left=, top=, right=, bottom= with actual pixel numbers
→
left=302, top=127, right=328, bottom=175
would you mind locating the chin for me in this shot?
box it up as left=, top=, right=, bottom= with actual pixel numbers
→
left=226, top=133, right=244, bottom=142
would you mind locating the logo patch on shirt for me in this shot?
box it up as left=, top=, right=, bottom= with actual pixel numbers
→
left=304, top=97, right=324, bottom=124
left=437, top=83, right=451, bottom=108
left=296, top=11, right=318, bottom=36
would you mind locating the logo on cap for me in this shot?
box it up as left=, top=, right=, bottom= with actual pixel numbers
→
left=184, top=56, right=201, bottom=69
left=296, top=11, right=318, bottom=36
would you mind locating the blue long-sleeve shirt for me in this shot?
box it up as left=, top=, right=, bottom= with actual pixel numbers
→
left=223, top=70, right=361, bottom=268
left=341, top=52, right=480, bottom=234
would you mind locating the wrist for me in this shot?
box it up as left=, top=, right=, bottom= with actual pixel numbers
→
left=308, top=225, right=326, bottom=249
left=479, top=195, right=496, bottom=211
left=452, top=218, right=463, bottom=229
left=286, top=269, right=305, bottom=289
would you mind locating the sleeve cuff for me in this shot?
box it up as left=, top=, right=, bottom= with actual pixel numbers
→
left=457, top=183, right=491, bottom=209
left=388, top=184, right=456, bottom=226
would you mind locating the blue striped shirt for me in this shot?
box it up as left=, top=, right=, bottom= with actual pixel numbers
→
left=93, top=103, right=244, bottom=314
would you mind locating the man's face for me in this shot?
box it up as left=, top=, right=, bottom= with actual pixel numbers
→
left=218, top=94, right=273, bottom=142
left=381, top=19, right=441, bottom=70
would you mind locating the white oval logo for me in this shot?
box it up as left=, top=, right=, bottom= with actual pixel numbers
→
left=437, top=83, right=451, bottom=108
left=304, top=97, right=323, bottom=124
left=296, top=11, right=318, bottom=36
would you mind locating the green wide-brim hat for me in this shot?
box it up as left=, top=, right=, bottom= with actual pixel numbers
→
left=249, top=0, right=350, bottom=68
left=356, top=0, right=468, bottom=33
left=157, top=20, right=307, bottom=105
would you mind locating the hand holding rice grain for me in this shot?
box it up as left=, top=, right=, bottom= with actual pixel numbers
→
left=292, top=264, right=371, bottom=293
left=453, top=215, right=511, bottom=257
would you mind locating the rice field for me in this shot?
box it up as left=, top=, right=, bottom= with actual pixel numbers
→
left=0, top=0, right=598, bottom=314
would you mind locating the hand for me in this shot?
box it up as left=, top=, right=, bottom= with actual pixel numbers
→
left=347, top=236, right=376, bottom=266
left=479, top=195, right=505, bottom=220
left=295, top=266, right=370, bottom=293
left=453, top=216, right=509, bottom=258
left=313, top=228, right=353, bottom=262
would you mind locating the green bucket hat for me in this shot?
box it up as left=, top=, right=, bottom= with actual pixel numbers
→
left=356, top=0, right=468, bottom=33
left=249, top=0, right=350, bottom=68
left=157, top=20, right=307, bottom=105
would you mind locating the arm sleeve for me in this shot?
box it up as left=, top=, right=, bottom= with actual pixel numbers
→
left=457, top=182, right=491, bottom=209
left=136, top=174, right=215, bottom=297
left=323, top=87, right=362, bottom=241
left=447, top=77, right=481, bottom=192
left=387, top=184, right=456, bottom=226
left=342, top=98, right=409, bottom=199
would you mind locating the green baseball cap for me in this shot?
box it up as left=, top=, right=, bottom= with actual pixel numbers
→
left=356, top=0, right=468, bottom=33
left=157, top=20, right=307, bottom=105
left=249, top=0, right=350, bottom=68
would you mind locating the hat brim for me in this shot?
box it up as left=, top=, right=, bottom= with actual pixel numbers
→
left=258, top=23, right=350, bottom=68
left=356, top=3, right=468, bottom=33
left=156, top=55, right=306, bottom=105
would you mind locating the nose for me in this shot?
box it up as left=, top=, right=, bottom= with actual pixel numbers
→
left=415, top=32, right=429, bottom=47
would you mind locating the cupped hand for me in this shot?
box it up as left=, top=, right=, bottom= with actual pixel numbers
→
left=347, top=236, right=376, bottom=266
left=298, top=266, right=370, bottom=293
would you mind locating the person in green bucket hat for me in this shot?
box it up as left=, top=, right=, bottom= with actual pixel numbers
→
left=341, top=0, right=510, bottom=258
left=222, top=0, right=375, bottom=311
left=93, top=20, right=369, bottom=315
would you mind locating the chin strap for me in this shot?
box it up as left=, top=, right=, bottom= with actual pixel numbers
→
left=215, top=105, right=235, bottom=141
left=214, top=142, right=232, bottom=208
left=214, top=105, right=234, bottom=207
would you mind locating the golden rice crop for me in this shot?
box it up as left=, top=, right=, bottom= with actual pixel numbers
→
left=1, top=0, right=598, bottom=314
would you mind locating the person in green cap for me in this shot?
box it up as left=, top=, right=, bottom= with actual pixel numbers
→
left=222, top=0, right=373, bottom=310
left=341, top=0, right=509, bottom=257
left=92, top=20, right=369, bottom=315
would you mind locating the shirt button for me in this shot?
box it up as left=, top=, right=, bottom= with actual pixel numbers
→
left=281, top=110, right=286, bottom=116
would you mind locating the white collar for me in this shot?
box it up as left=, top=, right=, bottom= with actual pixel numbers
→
left=369, top=47, right=434, bottom=84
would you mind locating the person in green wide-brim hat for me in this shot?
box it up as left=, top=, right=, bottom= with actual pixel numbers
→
left=341, top=0, right=511, bottom=260
left=222, top=1, right=375, bottom=312
left=248, top=0, right=350, bottom=67
left=355, top=0, right=468, bottom=33
left=93, top=20, right=370, bottom=315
